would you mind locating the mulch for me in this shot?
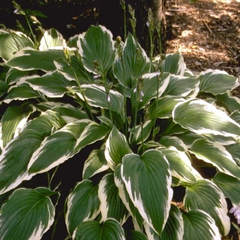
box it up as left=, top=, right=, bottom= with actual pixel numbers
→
left=166, top=0, right=240, bottom=79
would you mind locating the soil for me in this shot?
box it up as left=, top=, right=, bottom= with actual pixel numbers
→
left=165, top=0, right=240, bottom=95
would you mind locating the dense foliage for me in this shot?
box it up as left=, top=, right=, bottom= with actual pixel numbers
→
left=0, top=24, right=240, bottom=240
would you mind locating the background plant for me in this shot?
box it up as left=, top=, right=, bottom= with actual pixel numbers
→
left=0, top=23, right=240, bottom=240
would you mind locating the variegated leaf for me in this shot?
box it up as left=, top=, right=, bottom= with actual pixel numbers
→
left=190, top=139, right=240, bottom=178
left=161, top=53, right=186, bottom=76
left=149, top=96, right=184, bottom=119
left=145, top=204, right=184, bottom=240
left=0, top=188, right=55, bottom=240
left=159, top=136, right=188, bottom=152
left=52, top=105, right=88, bottom=124
left=160, top=147, right=201, bottom=183
left=83, top=149, right=109, bottom=179
left=138, top=72, right=170, bottom=109
left=121, top=150, right=173, bottom=235
left=76, top=84, right=124, bottom=113
left=73, top=219, right=126, bottom=240
left=66, top=180, right=100, bottom=235
left=3, top=83, right=41, bottom=103
left=105, top=126, right=132, bottom=170
left=114, top=165, right=144, bottom=228
left=28, top=130, right=76, bottom=174
left=173, top=99, right=240, bottom=138
left=7, top=48, right=65, bottom=72
left=55, top=55, right=93, bottom=84
left=113, top=34, right=151, bottom=88
left=217, top=92, right=240, bottom=113
left=39, top=28, right=66, bottom=50
left=26, top=71, right=77, bottom=98
left=198, top=69, right=238, bottom=95
left=213, top=172, right=240, bottom=205
left=98, top=173, right=128, bottom=224
left=225, top=139, right=240, bottom=167
left=5, top=68, right=29, bottom=85
left=162, top=75, right=199, bottom=97
left=182, top=210, right=221, bottom=240
left=0, top=111, right=65, bottom=194
left=1, top=105, right=32, bottom=147
left=0, top=29, right=34, bottom=61
left=130, top=120, right=153, bottom=145
left=183, top=179, right=230, bottom=236
left=75, top=122, right=110, bottom=153
left=78, top=25, right=115, bottom=76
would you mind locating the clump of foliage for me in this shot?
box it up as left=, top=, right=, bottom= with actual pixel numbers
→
left=0, top=23, right=240, bottom=240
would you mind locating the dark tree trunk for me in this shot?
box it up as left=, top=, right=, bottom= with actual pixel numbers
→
left=98, top=0, right=124, bottom=39
left=152, top=0, right=167, bottom=53
left=98, top=0, right=167, bottom=54
left=124, top=0, right=167, bottom=54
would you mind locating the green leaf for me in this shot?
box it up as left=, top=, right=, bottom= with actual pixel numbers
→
left=182, top=210, right=221, bottom=240
left=230, top=110, right=240, bottom=125
left=78, top=25, right=115, bottom=75
left=3, top=83, right=41, bottom=103
left=160, top=204, right=184, bottom=240
left=217, top=92, right=240, bottom=113
left=0, top=29, right=34, bottom=61
left=55, top=55, right=94, bottom=84
left=26, top=71, right=76, bottom=98
left=149, top=96, right=184, bottom=119
left=145, top=204, right=184, bottom=240
left=66, top=180, right=100, bottom=235
left=5, top=67, right=29, bottom=85
left=98, top=173, right=128, bottom=224
left=114, top=165, right=144, bottom=228
left=184, top=179, right=230, bottom=235
left=0, top=188, right=55, bottom=240
left=52, top=105, right=88, bottom=123
left=173, top=99, right=240, bottom=137
left=159, top=135, right=187, bottom=152
left=0, top=111, right=65, bottom=194
left=0, top=81, right=8, bottom=97
left=162, top=75, right=199, bottom=97
left=198, top=69, right=238, bottom=95
left=105, top=126, right=132, bottom=170
left=113, top=34, right=151, bottom=88
left=213, top=172, right=240, bottom=205
left=160, top=147, right=200, bottom=183
left=39, top=28, right=66, bottom=50
left=1, top=105, right=32, bottom=147
left=176, top=131, right=205, bottom=148
left=73, top=219, right=125, bottom=240
left=161, top=53, right=186, bottom=75
left=121, top=150, right=173, bottom=235
left=59, top=120, right=91, bottom=139
left=82, top=149, right=109, bottom=179
left=25, top=110, right=66, bottom=134
left=7, top=48, right=65, bottom=72
left=130, top=120, right=153, bottom=145
left=190, top=139, right=240, bottom=178
left=126, top=230, right=148, bottom=240
left=225, top=140, right=240, bottom=166
left=138, top=72, right=170, bottom=109
left=77, top=84, right=124, bottom=113
left=28, top=130, right=76, bottom=174
left=75, top=122, right=110, bottom=153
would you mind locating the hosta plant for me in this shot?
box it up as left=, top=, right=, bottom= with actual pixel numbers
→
left=0, top=25, right=240, bottom=240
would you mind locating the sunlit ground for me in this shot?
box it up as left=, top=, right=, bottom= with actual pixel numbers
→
left=166, top=0, right=240, bottom=77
